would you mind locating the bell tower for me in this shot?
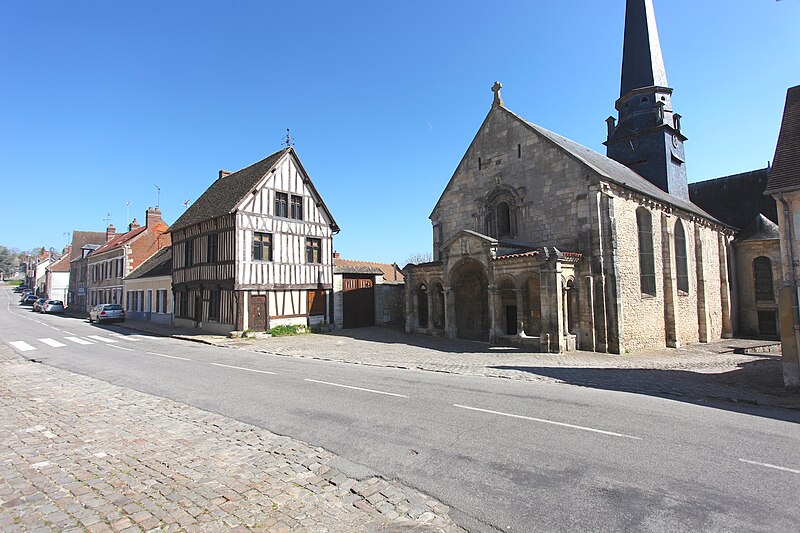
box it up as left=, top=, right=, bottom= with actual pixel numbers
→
left=605, top=0, right=689, bottom=200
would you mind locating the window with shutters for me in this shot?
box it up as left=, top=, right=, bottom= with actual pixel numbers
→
left=307, top=290, right=325, bottom=316
left=637, top=208, right=656, bottom=296
left=753, top=257, right=774, bottom=302
left=675, top=220, right=689, bottom=293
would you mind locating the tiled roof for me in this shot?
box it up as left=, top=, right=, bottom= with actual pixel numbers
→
left=505, top=107, right=724, bottom=225
left=334, top=257, right=404, bottom=282
left=47, top=255, right=71, bottom=273
left=688, top=167, right=776, bottom=231
left=69, top=231, right=107, bottom=261
left=91, top=226, right=147, bottom=255
left=765, top=85, right=800, bottom=193
left=734, top=214, right=780, bottom=243
left=169, top=147, right=339, bottom=233
left=126, top=247, right=172, bottom=280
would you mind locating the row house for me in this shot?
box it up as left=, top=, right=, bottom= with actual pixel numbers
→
left=45, top=254, right=71, bottom=302
left=169, top=147, right=338, bottom=334
left=124, top=246, right=173, bottom=325
left=85, top=208, right=170, bottom=312
left=64, top=231, right=106, bottom=309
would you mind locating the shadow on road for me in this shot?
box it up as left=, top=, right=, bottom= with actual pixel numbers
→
left=489, top=362, right=800, bottom=422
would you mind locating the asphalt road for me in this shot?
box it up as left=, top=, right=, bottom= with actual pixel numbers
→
left=2, top=286, right=799, bottom=532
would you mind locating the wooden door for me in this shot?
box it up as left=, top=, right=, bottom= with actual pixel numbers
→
left=343, top=276, right=374, bottom=329
left=249, top=295, right=267, bottom=331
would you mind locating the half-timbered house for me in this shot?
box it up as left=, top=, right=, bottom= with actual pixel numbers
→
left=169, top=147, right=339, bottom=334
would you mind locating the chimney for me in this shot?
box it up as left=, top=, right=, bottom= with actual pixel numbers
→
left=106, top=224, right=116, bottom=241
left=219, top=170, right=232, bottom=180
left=146, top=207, right=163, bottom=228
left=333, top=251, right=341, bottom=260
left=129, top=218, right=141, bottom=231
left=63, top=245, right=72, bottom=258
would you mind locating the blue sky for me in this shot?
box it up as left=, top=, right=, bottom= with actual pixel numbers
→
left=1, top=0, right=798, bottom=264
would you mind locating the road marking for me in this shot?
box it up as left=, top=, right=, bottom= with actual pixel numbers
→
left=146, top=352, right=190, bottom=361
left=453, top=404, right=642, bottom=440
left=39, top=338, right=67, bottom=348
left=134, top=335, right=162, bottom=340
left=210, top=362, right=276, bottom=375
left=65, top=337, right=94, bottom=345
left=87, top=335, right=118, bottom=343
left=9, top=341, right=36, bottom=352
left=50, top=328, right=63, bottom=332
left=739, top=458, right=800, bottom=475
left=62, top=331, right=76, bottom=336
left=109, top=345, right=134, bottom=352
left=107, top=334, right=141, bottom=342
left=304, top=378, right=409, bottom=398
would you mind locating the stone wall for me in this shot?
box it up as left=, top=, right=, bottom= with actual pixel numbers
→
left=733, top=239, right=781, bottom=337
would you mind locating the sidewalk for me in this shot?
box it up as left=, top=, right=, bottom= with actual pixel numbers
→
left=0, top=345, right=461, bottom=532
left=116, top=319, right=800, bottom=410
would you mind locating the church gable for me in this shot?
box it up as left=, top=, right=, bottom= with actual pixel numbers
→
left=442, top=229, right=497, bottom=258
left=431, top=105, right=595, bottom=257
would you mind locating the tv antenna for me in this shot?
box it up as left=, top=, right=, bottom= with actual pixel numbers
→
left=283, top=128, right=295, bottom=147
left=181, top=199, right=190, bottom=209
left=126, top=201, right=132, bottom=224
left=155, top=184, right=161, bottom=209
left=103, top=213, right=112, bottom=227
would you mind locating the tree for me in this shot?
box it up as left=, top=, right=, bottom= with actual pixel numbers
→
left=404, top=251, right=432, bottom=265
left=0, top=246, right=19, bottom=278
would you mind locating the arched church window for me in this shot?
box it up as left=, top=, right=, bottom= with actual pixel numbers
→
left=753, top=257, right=774, bottom=302
left=497, top=202, right=511, bottom=238
left=675, top=220, right=689, bottom=293
left=636, top=208, right=656, bottom=296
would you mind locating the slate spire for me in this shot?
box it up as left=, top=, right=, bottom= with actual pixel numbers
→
left=605, top=0, right=689, bottom=201
left=620, top=0, right=668, bottom=97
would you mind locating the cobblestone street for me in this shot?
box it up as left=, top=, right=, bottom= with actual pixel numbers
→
left=0, top=345, right=460, bottom=532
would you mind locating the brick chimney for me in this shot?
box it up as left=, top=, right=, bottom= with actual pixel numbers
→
left=146, top=207, right=163, bottom=228
left=106, top=224, right=116, bottom=241
left=219, top=170, right=232, bottom=180
left=128, top=218, right=141, bottom=231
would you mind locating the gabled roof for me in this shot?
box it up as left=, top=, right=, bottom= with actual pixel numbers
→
left=69, top=231, right=107, bottom=261
left=169, top=147, right=338, bottom=233
left=47, top=255, right=71, bottom=273
left=765, top=85, right=800, bottom=194
left=126, top=247, right=172, bottom=280
left=91, top=226, right=147, bottom=256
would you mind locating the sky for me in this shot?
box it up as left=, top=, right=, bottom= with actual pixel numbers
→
left=1, top=0, right=798, bottom=265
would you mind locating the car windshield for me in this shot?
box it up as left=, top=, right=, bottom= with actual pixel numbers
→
left=104, top=305, right=123, bottom=310
left=52, top=301, right=63, bottom=305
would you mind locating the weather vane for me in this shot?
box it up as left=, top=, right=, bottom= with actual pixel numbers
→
left=283, top=128, right=295, bottom=147
left=155, top=184, right=161, bottom=209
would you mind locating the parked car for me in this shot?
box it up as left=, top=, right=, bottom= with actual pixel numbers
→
left=42, top=300, right=64, bottom=314
left=13, top=284, right=28, bottom=293
left=33, top=298, right=47, bottom=312
left=89, top=304, right=125, bottom=324
left=19, top=289, right=32, bottom=300
left=21, top=294, right=38, bottom=305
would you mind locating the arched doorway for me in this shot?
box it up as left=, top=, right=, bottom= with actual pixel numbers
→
left=416, top=284, right=429, bottom=329
left=451, top=261, right=489, bottom=341
left=499, top=279, right=517, bottom=335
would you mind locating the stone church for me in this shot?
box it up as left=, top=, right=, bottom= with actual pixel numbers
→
left=404, top=0, right=734, bottom=354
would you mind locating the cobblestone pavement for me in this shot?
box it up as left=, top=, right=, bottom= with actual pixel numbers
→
left=116, top=320, right=800, bottom=410
left=0, top=346, right=461, bottom=532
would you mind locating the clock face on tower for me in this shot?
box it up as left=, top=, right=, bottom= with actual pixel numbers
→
left=672, top=134, right=680, bottom=148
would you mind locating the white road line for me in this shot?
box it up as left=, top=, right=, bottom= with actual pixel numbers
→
left=739, top=458, right=800, bottom=475
left=62, top=331, right=77, bottom=336
left=65, top=337, right=94, bottom=345
left=87, top=335, right=118, bottom=343
left=108, top=334, right=141, bottom=342
left=9, top=341, right=36, bottom=352
left=210, top=362, right=276, bottom=375
left=146, top=352, right=190, bottom=361
left=453, top=404, right=642, bottom=440
left=39, top=338, right=67, bottom=348
left=134, top=335, right=161, bottom=340
left=304, top=378, right=409, bottom=398
left=50, top=328, right=63, bottom=332
left=108, top=345, right=134, bottom=352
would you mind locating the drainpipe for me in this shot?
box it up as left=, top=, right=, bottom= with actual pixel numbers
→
left=777, top=193, right=800, bottom=361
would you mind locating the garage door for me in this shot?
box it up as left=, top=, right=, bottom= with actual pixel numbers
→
left=343, top=276, right=374, bottom=328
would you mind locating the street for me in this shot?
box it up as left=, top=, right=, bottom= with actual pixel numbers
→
left=2, top=286, right=799, bottom=532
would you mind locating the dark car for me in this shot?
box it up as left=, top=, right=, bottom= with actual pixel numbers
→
left=21, top=294, right=38, bottom=305
left=13, top=284, right=28, bottom=293
left=89, top=304, right=125, bottom=324
left=33, top=297, right=47, bottom=312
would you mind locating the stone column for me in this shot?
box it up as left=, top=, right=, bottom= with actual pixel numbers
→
left=515, top=288, right=527, bottom=336
left=443, top=287, right=457, bottom=339
left=426, top=288, right=436, bottom=333
left=540, top=264, right=564, bottom=353
left=661, top=213, right=679, bottom=348
left=488, top=286, right=500, bottom=343
left=404, top=283, right=415, bottom=333
left=718, top=233, right=733, bottom=339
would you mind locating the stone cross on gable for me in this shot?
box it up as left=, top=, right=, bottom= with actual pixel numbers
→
left=492, top=81, right=503, bottom=107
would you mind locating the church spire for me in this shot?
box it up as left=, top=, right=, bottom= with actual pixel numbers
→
left=605, top=0, right=689, bottom=201
left=620, top=0, right=668, bottom=97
